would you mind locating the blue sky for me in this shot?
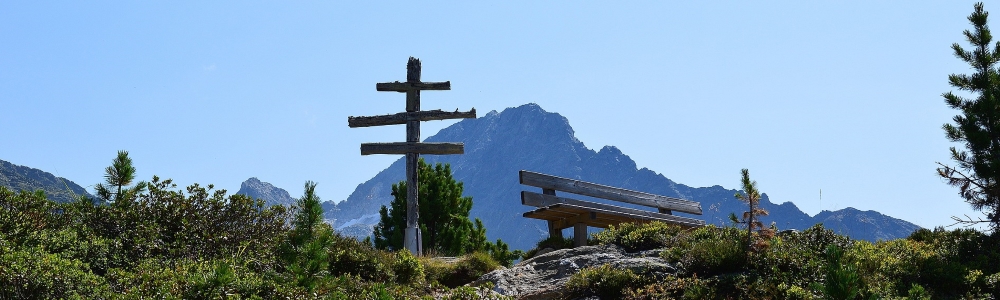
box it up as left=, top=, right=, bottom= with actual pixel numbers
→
left=0, top=2, right=988, bottom=229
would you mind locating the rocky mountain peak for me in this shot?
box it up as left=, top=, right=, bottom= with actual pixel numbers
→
left=329, top=103, right=922, bottom=250
left=236, top=177, right=297, bottom=207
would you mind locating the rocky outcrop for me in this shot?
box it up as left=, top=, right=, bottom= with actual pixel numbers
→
left=236, top=177, right=298, bottom=207
left=473, top=244, right=675, bottom=299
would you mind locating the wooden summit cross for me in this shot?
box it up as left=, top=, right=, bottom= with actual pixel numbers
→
left=348, top=57, right=475, bottom=255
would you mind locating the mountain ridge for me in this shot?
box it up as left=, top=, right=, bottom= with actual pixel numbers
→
left=0, top=159, right=93, bottom=203
left=328, top=103, right=922, bottom=250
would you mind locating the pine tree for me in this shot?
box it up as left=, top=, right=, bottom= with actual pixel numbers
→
left=939, top=2, right=1000, bottom=230
left=94, top=150, right=146, bottom=203
left=281, top=181, right=332, bottom=291
left=372, top=159, right=482, bottom=255
left=373, top=159, right=483, bottom=255
left=373, top=159, right=522, bottom=265
left=730, top=169, right=772, bottom=257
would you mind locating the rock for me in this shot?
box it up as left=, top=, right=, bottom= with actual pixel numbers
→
left=534, top=247, right=555, bottom=257
left=472, top=244, right=675, bottom=299
left=236, top=177, right=298, bottom=207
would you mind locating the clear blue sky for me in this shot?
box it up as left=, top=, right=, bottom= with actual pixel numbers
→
left=0, top=2, right=988, bottom=229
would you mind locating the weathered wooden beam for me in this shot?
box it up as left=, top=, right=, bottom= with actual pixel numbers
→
left=361, top=142, right=463, bottom=155
left=348, top=109, right=476, bottom=128
left=547, top=220, right=563, bottom=239
left=574, top=222, right=588, bottom=247
left=524, top=203, right=703, bottom=230
left=522, top=191, right=706, bottom=227
left=376, top=81, right=451, bottom=92
left=519, top=170, right=703, bottom=215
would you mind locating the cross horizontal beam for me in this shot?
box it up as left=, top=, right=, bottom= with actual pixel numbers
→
left=361, top=142, right=464, bottom=155
left=348, top=109, right=476, bottom=128
left=376, top=81, right=451, bottom=92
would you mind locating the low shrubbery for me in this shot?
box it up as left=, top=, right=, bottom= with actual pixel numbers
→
left=0, top=181, right=509, bottom=299
left=559, top=221, right=1000, bottom=299
left=423, top=251, right=500, bottom=288
left=566, top=264, right=654, bottom=299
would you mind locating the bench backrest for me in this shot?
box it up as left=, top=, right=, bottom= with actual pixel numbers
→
left=519, top=170, right=702, bottom=215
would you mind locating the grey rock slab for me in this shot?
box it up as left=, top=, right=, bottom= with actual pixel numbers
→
left=473, top=244, right=674, bottom=300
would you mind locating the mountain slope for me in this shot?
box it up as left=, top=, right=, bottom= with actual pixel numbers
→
left=0, top=159, right=93, bottom=203
left=330, top=104, right=921, bottom=250
left=236, top=177, right=298, bottom=207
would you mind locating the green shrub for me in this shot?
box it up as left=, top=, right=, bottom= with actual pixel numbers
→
left=751, top=236, right=824, bottom=289
left=392, top=250, right=424, bottom=285
left=327, top=234, right=395, bottom=282
left=822, top=244, right=859, bottom=300
left=623, top=275, right=716, bottom=300
left=908, top=283, right=931, bottom=300
left=567, top=264, right=653, bottom=299
left=424, top=252, right=501, bottom=288
left=663, top=226, right=745, bottom=276
left=0, top=246, right=111, bottom=299
left=485, top=238, right=522, bottom=268
left=593, top=221, right=685, bottom=252
left=106, top=258, right=297, bottom=299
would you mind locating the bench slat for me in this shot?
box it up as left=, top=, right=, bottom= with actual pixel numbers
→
left=524, top=207, right=633, bottom=229
left=519, top=170, right=702, bottom=215
left=522, top=191, right=706, bottom=227
left=523, top=203, right=703, bottom=229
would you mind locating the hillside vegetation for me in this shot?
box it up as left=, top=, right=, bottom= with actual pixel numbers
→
left=561, top=221, right=1000, bottom=299
left=0, top=181, right=508, bottom=299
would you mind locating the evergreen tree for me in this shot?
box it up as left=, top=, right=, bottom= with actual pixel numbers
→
left=281, top=181, right=332, bottom=291
left=373, top=159, right=519, bottom=263
left=94, top=150, right=146, bottom=203
left=939, top=2, right=1000, bottom=230
left=730, top=169, right=772, bottom=257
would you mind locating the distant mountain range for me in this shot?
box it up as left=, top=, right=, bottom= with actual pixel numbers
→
left=0, top=159, right=93, bottom=203
left=317, top=104, right=922, bottom=250
left=1, top=103, right=922, bottom=250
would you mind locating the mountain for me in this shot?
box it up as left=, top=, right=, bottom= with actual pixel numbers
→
left=236, top=177, right=299, bottom=207
left=329, top=104, right=921, bottom=250
left=813, top=207, right=922, bottom=241
left=0, top=159, right=93, bottom=203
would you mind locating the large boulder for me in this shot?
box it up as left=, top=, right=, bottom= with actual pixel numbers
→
left=473, top=244, right=675, bottom=299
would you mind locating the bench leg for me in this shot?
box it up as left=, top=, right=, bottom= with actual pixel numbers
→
left=548, top=220, right=563, bottom=239
left=574, top=223, right=587, bottom=247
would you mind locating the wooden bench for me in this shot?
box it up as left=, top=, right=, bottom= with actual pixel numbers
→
left=519, top=170, right=705, bottom=247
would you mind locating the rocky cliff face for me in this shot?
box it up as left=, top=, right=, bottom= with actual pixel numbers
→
left=329, top=104, right=921, bottom=250
left=235, top=177, right=298, bottom=207
left=0, top=159, right=92, bottom=203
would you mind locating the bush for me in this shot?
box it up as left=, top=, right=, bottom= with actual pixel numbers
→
left=485, top=238, right=522, bottom=268
left=623, top=275, right=716, bottom=300
left=327, top=234, right=395, bottom=282
left=106, top=258, right=297, bottom=298
left=822, top=244, right=859, bottom=300
left=424, top=252, right=501, bottom=288
left=662, top=226, right=745, bottom=276
left=567, top=264, right=653, bottom=299
left=593, top=221, right=685, bottom=252
left=392, top=250, right=424, bottom=285
left=0, top=246, right=111, bottom=299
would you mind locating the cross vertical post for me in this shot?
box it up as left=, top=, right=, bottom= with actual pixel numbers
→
left=404, top=58, right=422, bottom=255
left=348, top=57, right=475, bottom=256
